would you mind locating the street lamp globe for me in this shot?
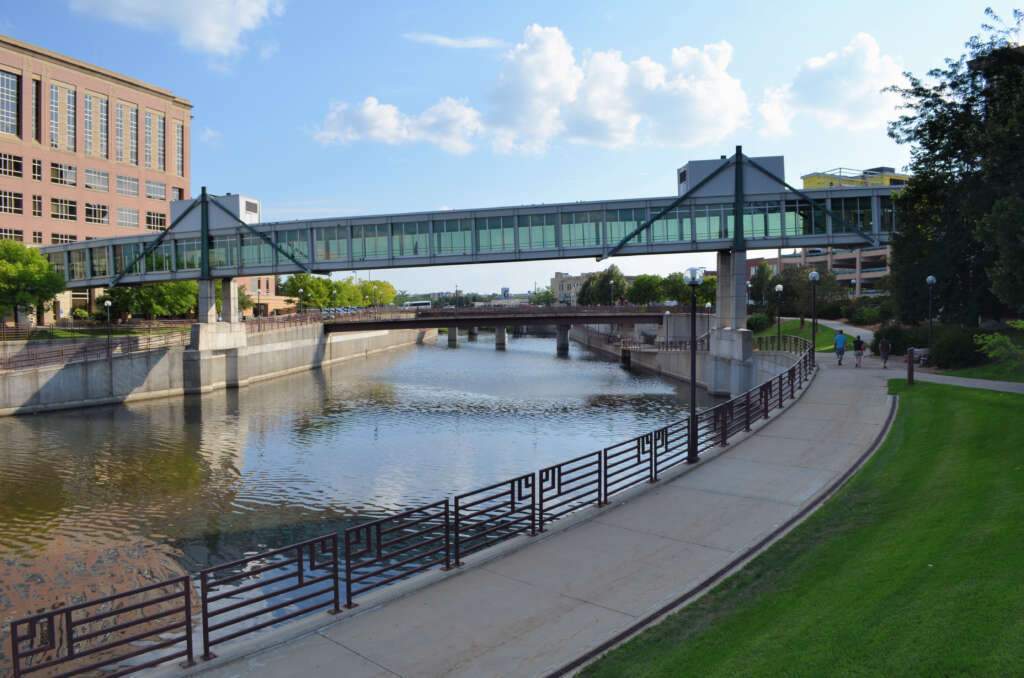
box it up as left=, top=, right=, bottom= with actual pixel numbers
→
left=683, top=267, right=704, bottom=287
left=774, top=283, right=783, bottom=294
left=808, top=271, right=820, bottom=283
left=104, top=300, right=112, bottom=308
left=926, top=275, right=937, bottom=286
left=704, top=301, right=712, bottom=310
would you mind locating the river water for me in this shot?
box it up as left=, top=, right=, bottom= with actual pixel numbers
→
left=0, top=334, right=714, bottom=575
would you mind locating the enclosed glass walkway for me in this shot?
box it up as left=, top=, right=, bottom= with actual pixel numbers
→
left=43, top=186, right=898, bottom=289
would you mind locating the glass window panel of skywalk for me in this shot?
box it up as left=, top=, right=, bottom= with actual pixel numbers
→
left=879, top=196, right=897, bottom=232
left=146, top=241, right=174, bottom=272
left=48, top=252, right=65, bottom=277
left=114, top=243, right=143, bottom=274
left=693, top=204, right=723, bottom=241
left=90, top=247, right=108, bottom=277
left=516, top=214, right=557, bottom=251
left=209, top=235, right=238, bottom=268
left=648, top=208, right=682, bottom=243
left=241, top=233, right=274, bottom=266
left=392, top=221, right=429, bottom=257
left=784, top=200, right=826, bottom=236
left=68, top=249, right=86, bottom=279
left=315, top=225, right=350, bottom=261
left=606, top=209, right=645, bottom=247
left=559, top=211, right=602, bottom=249
left=175, top=239, right=201, bottom=270
left=353, top=223, right=389, bottom=260
left=833, top=196, right=872, bottom=234
left=476, top=216, right=516, bottom=253
left=433, top=218, right=472, bottom=255
left=277, top=229, right=309, bottom=263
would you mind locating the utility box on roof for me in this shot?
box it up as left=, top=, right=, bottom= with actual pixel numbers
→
left=170, top=193, right=261, bottom=231
left=676, top=156, right=785, bottom=197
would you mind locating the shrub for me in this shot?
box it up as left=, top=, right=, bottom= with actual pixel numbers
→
left=851, top=306, right=881, bottom=326
left=818, top=303, right=843, bottom=320
left=930, top=326, right=984, bottom=369
left=747, top=312, right=771, bottom=333
left=871, top=323, right=930, bottom=356
left=71, top=307, right=89, bottom=320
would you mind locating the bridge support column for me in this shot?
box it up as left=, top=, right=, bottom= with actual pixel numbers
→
left=556, top=324, right=570, bottom=357
left=197, top=280, right=218, bottom=324
left=447, top=327, right=458, bottom=348
left=495, top=325, right=506, bottom=350
left=715, top=250, right=749, bottom=330
left=468, top=326, right=478, bottom=341
left=221, top=278, right=240, bottom=323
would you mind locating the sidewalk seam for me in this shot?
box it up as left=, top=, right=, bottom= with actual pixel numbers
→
left=315, top=631, right=404, bottom=678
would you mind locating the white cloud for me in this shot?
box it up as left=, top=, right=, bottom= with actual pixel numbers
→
left=403, top=32, right=504, bottom=49
left=258, top=41, right=279, bottom=60
left=758, top=33, right=905, bottom=136
left=313, top=24, right=749, bottom=155
left=199, top=127, right=222, bottom=143
left=313, top=96, right=483, bottom=155
left=69, top=0, right=285, bottom=56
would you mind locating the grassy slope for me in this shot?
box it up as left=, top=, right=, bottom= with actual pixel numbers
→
left=584, top=381, right=1024, bottom=677
left=25, top=327, right=188, bottom=340
left=941, top=361, right=1024, bottom=384
left=755, top=319, right=836, bottom=351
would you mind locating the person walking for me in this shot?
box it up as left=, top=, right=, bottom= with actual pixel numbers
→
left=879, top=337, right=891, bottom=369
left=834, top=330, right=847, bottom=366
left=853, top=335, right=865, bottom=368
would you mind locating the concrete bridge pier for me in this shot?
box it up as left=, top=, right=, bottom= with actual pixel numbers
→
left=556, top=325, right=570, bottom=357
left=495, top=325, right=507, bottom=350
left=221, top=277, right=240, bottom=324
left=197, top=279, right=218, bottom=324
left=468, top=326, right=479, bottom=341
left=447, top=327, right=458, bottom=348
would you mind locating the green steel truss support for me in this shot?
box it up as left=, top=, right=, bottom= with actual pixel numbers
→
left=107, top=197, right=200, bottom=288
left=206, top=197, right=312, bottom=274
left=599, top=146, right=876, bottom=262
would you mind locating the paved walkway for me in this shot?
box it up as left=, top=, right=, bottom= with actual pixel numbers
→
left=819, top=319, right=875, bottom=344
left=911, top=371, right=1024, bottom=394
left=193, top=360, right=894, bottom=678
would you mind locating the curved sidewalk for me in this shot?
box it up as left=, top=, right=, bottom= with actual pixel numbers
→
left=191, top=360, right=894, bottom=678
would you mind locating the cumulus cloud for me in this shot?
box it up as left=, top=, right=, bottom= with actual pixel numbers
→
left=313, top=96, right=483, bottom=155
left=403, top=32, right=505, bottom=49
left=758, top=33, right=904, bottom=136
left=69, top=0, right=284, bottom=56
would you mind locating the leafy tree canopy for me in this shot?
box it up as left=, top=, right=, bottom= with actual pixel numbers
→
left=0, top=240, right=66, bottom=315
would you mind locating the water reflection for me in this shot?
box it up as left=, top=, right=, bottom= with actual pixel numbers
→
left=0, top=335, right=715, bottom=572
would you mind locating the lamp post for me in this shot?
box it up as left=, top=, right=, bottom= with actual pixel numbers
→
left=809, top=271, right=820, bottom=362
left=926, top=275, right=936, bottom=347
left=104, top=299, right=112, bottom=357
left=684, top=267, right=704, bottom=464
left=774, top=283, right=784, bottom=350
left=297, top=287, right=304, bottom=315
left=704, top=301, right=712, bottom=341
left=747, top=280, right=753, bottom=308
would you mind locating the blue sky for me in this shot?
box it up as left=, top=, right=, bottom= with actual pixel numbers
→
left=4, top=1, right=1011, bottom=294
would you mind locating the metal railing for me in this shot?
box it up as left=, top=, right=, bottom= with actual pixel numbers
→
left=620, top=337, right=709, bottom=352
left=9, top=577, right=193, bottom=677
left=198, top=534, right=339, bottom=659
left=6, top=336, right=814, bottom=677
left=0, top=330, right=191, bottom=372
left=244, top=310, right=323, bottom=334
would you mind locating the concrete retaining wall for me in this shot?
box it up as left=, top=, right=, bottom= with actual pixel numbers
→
left=0, top=325, right=435, bottom=416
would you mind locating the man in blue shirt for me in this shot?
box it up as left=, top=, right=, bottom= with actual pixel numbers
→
left=834, top=330, right=847, bottom=366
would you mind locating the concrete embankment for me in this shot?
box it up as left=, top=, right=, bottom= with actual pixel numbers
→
left=572, top=325, right=795, bottom=396
left=0, top=325, right=436, bottom=416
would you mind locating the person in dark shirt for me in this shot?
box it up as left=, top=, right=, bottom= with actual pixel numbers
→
left=853, top=336, right=865, bottom=368
left=879, top=337, right=891, bottom=368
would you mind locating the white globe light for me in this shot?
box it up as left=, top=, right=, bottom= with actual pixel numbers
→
left=774, top=284, right=783, bottom=293
left=808, top=271, right=820, bottom=283
left=683, top=267, right=704, bottom=287
left=926, top=275, right=937, bottom=286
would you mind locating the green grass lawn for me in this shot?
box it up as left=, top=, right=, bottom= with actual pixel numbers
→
left=584, top=381, right=1024, bottom=677
left=754, top=318, right=836, bottom=351
left=940, top=361, right=1024, bottom=384
left=24, top=327, right=188, bottom=340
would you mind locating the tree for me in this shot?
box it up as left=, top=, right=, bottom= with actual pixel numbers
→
left=529, top=287, right=556, bottom=306
left=96, top=281, right=198, bottom=320
left=0, top=240, right=66, bottom=321
left=749, top=263, right=773, bottom=309
left=359, top=279, right=396, bottom=306
left=887, top=9, right=1024, bottom=322
left=626, top=274, right=665, bottom=305
left=279, top=273, right=332, bottom=308
left=696, top=275, right=717, bottom=307
left=330, top=277, right=364, bottom=307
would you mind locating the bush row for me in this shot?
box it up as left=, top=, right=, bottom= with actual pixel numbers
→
left=869, top=323, right=985, bottom=368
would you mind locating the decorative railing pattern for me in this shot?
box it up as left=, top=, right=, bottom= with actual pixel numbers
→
left=0, top=330, right=191, bottom=372
left=6, top=336, right=814, bottom=677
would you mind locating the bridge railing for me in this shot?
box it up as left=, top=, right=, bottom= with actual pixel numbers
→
left=0, top=330, right=191, bottom=372
left=5, top=335, right=815, bottom=678
left=620, top=337, right=709, bottom=352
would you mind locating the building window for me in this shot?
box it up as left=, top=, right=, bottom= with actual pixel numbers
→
left=0, top=190, right=23, bottom=214
left=145, top=180, right=166, bottom=200
left=144, top=111, right=152, bottom=168
left=32, top=194, right=41, bottom=216
left=32, top=79, right=40, bottom=142
left=51, top=198, right=77, bottom=221
left=0, top=228, right=23, bottom=241
left=145, top=211, right=167, bottom=230
left=85, top=203, right=109, bottom=224
left=0, top=152, right=22, bottom=177
left=32, top=230, right=42, bottom=244
left=128, top=106, right=138, bottom=165
left=156, top=113, right=165, bottom=171
left=98, top=97, right=108, bottom=158
left=171, top=187, right=184, bottom=201
left=50, top=162, right=76, bottom=186
left=51, top=232, right=77, bottom=244
left=0, top=70, right=18, bottom=136
left=117, top=206, right=139, bottom=227
left=32, top=159, right=41, bottom=181
left=175, top=121, right=184, bottom=177
left=85, top=168, right=109, bottom=191
left=49, top=84, right=59, bottom=148
left=65, top=88, right=76, bottom=151
left=84, top=93, right=93, bottom=155
left=115, top=102, right=124, bottom=162
left=116, top=175, right=139, bottom=196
